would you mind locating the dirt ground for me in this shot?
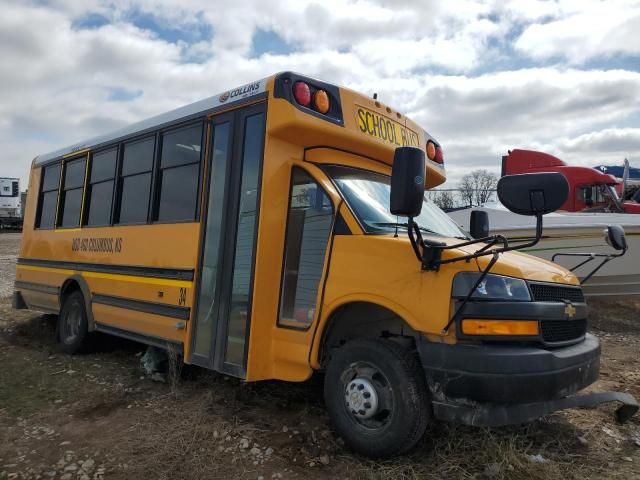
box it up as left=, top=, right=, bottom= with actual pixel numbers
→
left=1, top=233, right=639, bottom=480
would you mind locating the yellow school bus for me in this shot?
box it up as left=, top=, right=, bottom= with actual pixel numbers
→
left=14, top=72, right=637, bottom=458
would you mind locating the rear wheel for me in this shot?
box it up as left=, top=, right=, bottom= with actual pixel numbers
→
left=58, top=290, right=91, bottom=354
left=324, top=338, right=430, bottom=458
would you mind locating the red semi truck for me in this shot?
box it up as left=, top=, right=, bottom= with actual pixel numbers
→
left=502, top=149, right=640, bottom=214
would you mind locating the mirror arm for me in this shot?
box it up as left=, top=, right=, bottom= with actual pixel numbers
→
left=552, top=245, right=627, bottom=285
left=436, top=234, right=505, bottom=251
left=441, top=251, right=500, bottom=334
left=580, top=257, right=614, bottom=285
left=475, top=234, right=509, bottom=254
left=569, top=256, right=597, bottom=272
left=431, top=215, right=543, bottom=268
left=407, top=217, right=424, bottom=262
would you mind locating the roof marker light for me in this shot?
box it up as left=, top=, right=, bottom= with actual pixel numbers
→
left=314, top=89, right=330, bottom=114
left=435, top=145, right=444, bottom=164
left=293, top=82, right=311, bottom=107
left=426, top=141, right=436, bottom=161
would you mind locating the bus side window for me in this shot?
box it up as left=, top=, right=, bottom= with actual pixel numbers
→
left=36, top=163, right=61, bottom=229
left=59, top=157, right=86, bottom=228
left=85, top=148, right=117, bottom=226
left=116, top=136, right=155, bottom=224
left=156, top=123, right=203, bottom=222
left=278, top=168, right=334, bottom=329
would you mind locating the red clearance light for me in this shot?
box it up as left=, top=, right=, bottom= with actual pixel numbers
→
left=434, top=145, right=444, bottom=164
left=293, top=82, right=311, bottom=107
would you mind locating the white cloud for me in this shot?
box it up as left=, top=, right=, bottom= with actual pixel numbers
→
left=514, top=0, right=640, bottom=63
left=0, top=0, right=639, bottom=195
left=529, top=128, right=640, bottom=166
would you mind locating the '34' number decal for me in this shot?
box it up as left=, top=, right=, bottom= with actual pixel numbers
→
left=178, top=288, right=187, bottom=306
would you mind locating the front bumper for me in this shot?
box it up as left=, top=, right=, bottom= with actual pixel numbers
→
left=417, top=333, right=639, bottom=426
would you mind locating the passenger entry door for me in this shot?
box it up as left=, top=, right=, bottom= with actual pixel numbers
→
left=190, top=103, right=266, bottom=377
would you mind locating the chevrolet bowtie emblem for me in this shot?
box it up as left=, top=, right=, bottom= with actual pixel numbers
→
left=564, top=303, right=576, bottom=318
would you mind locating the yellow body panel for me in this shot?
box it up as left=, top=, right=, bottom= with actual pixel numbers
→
left=17, top=73, right=581, bottom=383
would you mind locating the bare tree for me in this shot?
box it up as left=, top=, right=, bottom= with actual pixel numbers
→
left=430, top=191, right=455, bottom=210
left=458, top=169, right=498, bottom=207
left=458, top=176, right=475, bottom=207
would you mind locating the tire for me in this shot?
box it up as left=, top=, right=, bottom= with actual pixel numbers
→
left=58, top=290, right=91, bottom=354
left=324, top=338, right=430, bottom=458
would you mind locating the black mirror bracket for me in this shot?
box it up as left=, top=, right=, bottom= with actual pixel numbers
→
left=406, top=218, right=445, bottom=270
left=551, top=224, right=628, bottom=285
left=422, top=239, right=446, bottom=271
left=418, top=214, right=543, bottom=271
left=552, top=245, right=627, bottom=285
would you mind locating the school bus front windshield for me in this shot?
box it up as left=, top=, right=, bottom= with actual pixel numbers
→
left=324, top=165, right=469, bottom=239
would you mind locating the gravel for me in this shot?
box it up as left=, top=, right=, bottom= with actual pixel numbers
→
left=0, top=233, right=21, bottom=299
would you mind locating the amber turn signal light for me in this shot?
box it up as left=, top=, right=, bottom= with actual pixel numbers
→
left=426, top=141, right=436, bottom=161
left=314, top=89, right=330, bottom=114
left=461, top=319, right=539, bottom=336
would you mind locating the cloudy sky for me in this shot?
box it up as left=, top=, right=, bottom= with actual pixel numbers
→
left=2, top=0, right=640, bottom=189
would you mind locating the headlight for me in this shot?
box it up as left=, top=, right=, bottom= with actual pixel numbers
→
left=452, top=273, right=531, bottom=301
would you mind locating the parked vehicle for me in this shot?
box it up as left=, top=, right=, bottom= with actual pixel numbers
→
left=502, top=149, right=640, bottom=213
left=448, top=202, right=640, bottom=296
left=14, top=73, right=638, bottom=458
left=594, top=159, right=640, bottom=202
left=0, top=177, right=22, bottom=229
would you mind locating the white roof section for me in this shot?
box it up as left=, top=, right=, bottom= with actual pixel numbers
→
left=448, top=201, right=640, bottom=232
left=35, top=78, right=267, bottom=165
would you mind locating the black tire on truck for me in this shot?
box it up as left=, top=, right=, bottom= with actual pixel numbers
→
left=58, top=290, right=92, bottom=354
left=324, top=337, right=431, bottom=458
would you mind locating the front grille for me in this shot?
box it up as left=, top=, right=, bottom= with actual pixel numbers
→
left=529, top=283, right=585, bottom=303
left=541, top=318, right=587, bottom=343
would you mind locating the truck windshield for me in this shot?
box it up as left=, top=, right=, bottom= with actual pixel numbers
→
left=325, top=165, right=469, bottom=239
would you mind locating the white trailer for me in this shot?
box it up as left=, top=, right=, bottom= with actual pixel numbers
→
left=0, top=177, right=22, bottom=229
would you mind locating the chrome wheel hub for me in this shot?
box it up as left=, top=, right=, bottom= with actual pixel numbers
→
left=345, top=377, right=379, bottom=419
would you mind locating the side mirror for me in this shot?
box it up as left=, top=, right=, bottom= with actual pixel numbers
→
left=605, top=225, right=627, bottom=251
left=469, top=210, right=489, bottom=239
left=390, top=147, right=426, bottom=217
left=497, top=172, right=568, bottom=216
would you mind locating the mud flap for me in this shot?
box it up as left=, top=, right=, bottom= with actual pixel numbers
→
left=12, top=290, right=27, bottom=309
left=432, top=391, right=639, bottom=427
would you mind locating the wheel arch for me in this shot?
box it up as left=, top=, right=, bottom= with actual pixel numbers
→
left=59, top=275, right=95, bottom=331
left=312, top=296, right=421, bottom=369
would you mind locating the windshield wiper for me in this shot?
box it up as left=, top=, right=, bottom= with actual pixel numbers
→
left=370, top=222, right=438, bottom=235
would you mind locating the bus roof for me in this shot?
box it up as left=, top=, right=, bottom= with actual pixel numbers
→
left=34, top=77, right=269, bottom=165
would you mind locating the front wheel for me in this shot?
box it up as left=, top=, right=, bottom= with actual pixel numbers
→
left=58, top=290, right=91, bottom=354
left=324, top=338, right=430, bottom=458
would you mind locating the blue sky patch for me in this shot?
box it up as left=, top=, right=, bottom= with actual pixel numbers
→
left=128, top=9, right=213, bottom=44
left=108, top=87, right=143, bottom=102
left=71, top=13, right=110, bottom=30
left=583, top=55, right=640, bottom=73
left=251, top=29, right=294, bottom=57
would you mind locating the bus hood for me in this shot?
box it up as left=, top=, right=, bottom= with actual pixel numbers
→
left=476, top=249, right=579, bottom=285
left=398, top=234, right=578, bottom=285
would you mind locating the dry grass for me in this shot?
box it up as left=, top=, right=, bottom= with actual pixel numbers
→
left=1, top=294, right=639, bottom=479
left=166, top=342, right=183, bottom=395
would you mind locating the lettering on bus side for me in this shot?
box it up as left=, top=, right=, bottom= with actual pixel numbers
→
left=355, top=106, right=419, bottom=147
left=71, top=237, right=123, bottom=253
left=219, top=81, right=262, bottom=103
